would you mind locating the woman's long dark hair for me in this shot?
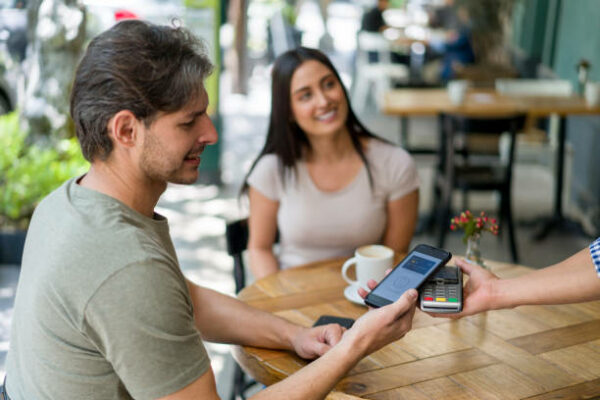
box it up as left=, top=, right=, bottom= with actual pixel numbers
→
left=241, top=47, right=380, bottom=194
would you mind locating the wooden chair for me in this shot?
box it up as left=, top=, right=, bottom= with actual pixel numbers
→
left=434, top=113, right=526, bottom=263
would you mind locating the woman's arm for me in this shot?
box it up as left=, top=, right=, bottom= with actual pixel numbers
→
left=382, top=189, right=419, bottom=254
left=247, top=187, right=280, bottom=279
left=431, top=246, right=600, bottom=318
left=491, top=246, right=600, bottom=309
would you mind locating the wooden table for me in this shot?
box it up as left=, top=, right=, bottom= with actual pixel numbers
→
left=233, top=256, right=600, bottom=399
left=382, top=88, right=600, bottom=117
left=383, top=88, right=600, bottom=239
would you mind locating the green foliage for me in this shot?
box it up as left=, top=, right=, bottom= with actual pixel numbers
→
left=0, top=111, right=89, bottom=230
left=183, top=0, right=218, bottom=10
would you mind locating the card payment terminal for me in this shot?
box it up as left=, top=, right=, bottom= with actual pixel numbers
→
left=419, top=265, right=463, bottom=313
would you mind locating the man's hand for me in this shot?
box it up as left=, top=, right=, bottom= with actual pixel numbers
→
left=429, top=258, right=500, bottom=318
left=348, top=282, right=417, bottom=357
left=291, top=324, right=345, bottom=359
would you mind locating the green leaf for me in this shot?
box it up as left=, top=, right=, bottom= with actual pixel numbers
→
left=0, top=111, right=89, bottom=229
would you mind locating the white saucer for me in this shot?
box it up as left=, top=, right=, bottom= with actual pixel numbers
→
left=344, top=285, right=366, bottom=306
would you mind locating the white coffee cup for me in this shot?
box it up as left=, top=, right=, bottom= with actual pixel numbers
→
left=585, top=82, right=600, bottom=107
left=341, top=245, right=394, bottom=288
left=447, top=80, right=469, bottom=105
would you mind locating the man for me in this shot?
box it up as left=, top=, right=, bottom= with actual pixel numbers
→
left=360, top=0, right=389, bottom=33
left=5, top=20, right=417, bottom=399
left=359, top=0, right=410, bottom=65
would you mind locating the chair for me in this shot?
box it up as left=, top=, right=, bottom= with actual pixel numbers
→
left=224, top=219, right=255, bottom=400
left=226, top=219, right=250, bottom=294
left=352, top=30, right=409, bottom=110
left=495, top=78, right=573, bottom=180
left=434, top=113, right=526, bottom=263
left=225, top=219, right=279, bottom=399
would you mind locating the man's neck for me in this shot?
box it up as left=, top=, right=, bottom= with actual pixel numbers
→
left=79, top=163, right=165, bottom=218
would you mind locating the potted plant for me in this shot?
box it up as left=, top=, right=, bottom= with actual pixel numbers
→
left=0, top=111, right=88, bottom=265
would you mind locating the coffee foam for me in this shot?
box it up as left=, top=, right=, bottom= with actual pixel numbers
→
left=357, top=245, right=393, bottom=259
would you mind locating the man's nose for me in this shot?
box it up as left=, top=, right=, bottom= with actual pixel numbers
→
left=200, top=117, right=218, bottom=145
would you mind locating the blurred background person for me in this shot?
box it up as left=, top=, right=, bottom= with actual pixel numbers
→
left=361, top=0, right=390, bottom=33
left=423, top=3, right=474, bottom=82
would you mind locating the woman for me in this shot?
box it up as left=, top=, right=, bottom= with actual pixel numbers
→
left=242, top=47, right=419, bottom=279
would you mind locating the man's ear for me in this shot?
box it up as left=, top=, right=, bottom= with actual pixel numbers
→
left=108, top=110, right=140, bottom=148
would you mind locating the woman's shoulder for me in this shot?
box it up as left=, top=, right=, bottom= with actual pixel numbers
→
left=366, top=138, right=412, bottom=163
left=247, top=153, right=280, bottom=183
left=253, top=153, right=280, bottom=168
left=364, top=138, right=419, bottom=196
left=247, top=154, right=287, bottom=194
left=246, top=153, right=286, bottom=200
left=250, top=153, right=284, bottom=177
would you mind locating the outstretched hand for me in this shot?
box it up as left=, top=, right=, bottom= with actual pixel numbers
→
left=291, top=323, right=346, bottom=360
left=428, top=258, right=500, bottom=318
left=293, top=267, right=413, bottom=360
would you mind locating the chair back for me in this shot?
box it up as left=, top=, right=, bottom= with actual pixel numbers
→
left=495, top=79, right=573, bottom=96
left=356, top=30, right=393, bottom=64
left=225, top=218, right=279, bottom=293
left=436, top=114, right=525, bottom=263
left=440, top=113, right=526, bottom=183
left=225, top=219, right=249, bottom=293
left=352, top=31, right=409, bottom=109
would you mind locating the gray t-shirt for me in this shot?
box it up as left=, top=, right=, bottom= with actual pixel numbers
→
left=247, top=139, right=419, bottom=268
left=5, top=178, right=209, bottom=399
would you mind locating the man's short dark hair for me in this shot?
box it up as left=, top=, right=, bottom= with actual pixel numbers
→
left=70, top=19, right=213, bottom=162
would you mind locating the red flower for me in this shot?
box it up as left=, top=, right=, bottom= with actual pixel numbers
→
left=451, top=209, right=500, bottom=244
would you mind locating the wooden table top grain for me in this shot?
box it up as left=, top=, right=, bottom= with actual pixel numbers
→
left=233, top=256, right=600, bottom=399
left=382, top=88, right=600, bottom=118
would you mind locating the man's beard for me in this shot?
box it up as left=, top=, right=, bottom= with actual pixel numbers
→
left=140, top=132, right=197, bottom=185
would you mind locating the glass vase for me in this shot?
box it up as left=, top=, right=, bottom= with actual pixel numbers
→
left=465, top=233, right=487, bottom=269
